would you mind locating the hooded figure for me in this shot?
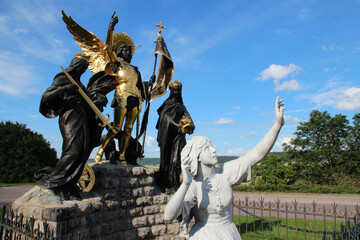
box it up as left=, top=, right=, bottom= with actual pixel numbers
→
left=156, top=81, right=194, bottom=191
left=35, top=57, right=114, bottom=200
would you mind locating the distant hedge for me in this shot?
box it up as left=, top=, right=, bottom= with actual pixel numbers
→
left=0, top=121, right=58, bottom=183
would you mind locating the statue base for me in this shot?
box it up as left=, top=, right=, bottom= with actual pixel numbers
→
left=11, top=161, right=184, bottom=240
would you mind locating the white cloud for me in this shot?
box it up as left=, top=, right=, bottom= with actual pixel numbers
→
left=306, top=87, right=360, bottom=111
left=0, top=53, right=39, bottom=96
left=274, top=29, right=291, bottom=35
left=145, top=136, right=157, bottom=149
left=256, top=64, right=301, bottom=82
left=284, top=115, right=302, bottom=123
left=275, top=136, right=293, bottom=150
left=321, top=44, right=344, bottom=51
left=275, top=79, right=302, bottom=92
left=213, top=118, right=235, bottom=125
left=232, top=106, right=241, bottom=110
left=246, top=131, right=261, bottom=137
left=334, top=87, right=360, bottom=110
left=252, top=106, right=260, bottom=111
left=227, top=148, right=247, bottom=155
left=298, top=8, right=312, bottom=22
left=0, top=2, right=69, bottom=64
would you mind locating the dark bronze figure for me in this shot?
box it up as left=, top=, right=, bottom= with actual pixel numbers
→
left=35, top=57, right=114, bottom=200
left=156, top=81, right=195, bottom=192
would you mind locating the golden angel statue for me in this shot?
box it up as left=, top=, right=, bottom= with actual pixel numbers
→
left=62, top=11, right=155, bottom=165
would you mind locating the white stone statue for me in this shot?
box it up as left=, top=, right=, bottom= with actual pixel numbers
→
left=164, top=97, right=286, bottom=240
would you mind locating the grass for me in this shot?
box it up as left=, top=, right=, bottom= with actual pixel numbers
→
left=233, top=215, right=343, bottom=240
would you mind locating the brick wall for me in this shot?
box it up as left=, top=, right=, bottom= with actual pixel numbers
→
left=12, top=161, right=184, bottom=240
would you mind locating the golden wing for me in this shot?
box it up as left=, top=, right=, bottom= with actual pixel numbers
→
left=62, top=10, right=109, bottom=74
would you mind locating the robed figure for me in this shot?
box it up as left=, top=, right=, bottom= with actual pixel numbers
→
left=35, top=57, right=114, bottom=200
left=156, top=81, right=195, bottom=191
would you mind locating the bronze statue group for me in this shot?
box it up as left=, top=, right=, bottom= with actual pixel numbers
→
left=35, top=11, right=193, bottom=200
left=35, top=11, right=284, bottom=240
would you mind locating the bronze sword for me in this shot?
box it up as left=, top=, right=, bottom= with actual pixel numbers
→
left=60, top=66, right=116, bottom=133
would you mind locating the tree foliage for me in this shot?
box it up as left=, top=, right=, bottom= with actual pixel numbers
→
left=0, top=121, right=58, bottom=183
left=283, top=110, right=360, bottom=185
left=250, top=154, right=295, bottom=191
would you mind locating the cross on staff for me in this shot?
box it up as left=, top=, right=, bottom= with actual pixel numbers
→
left=155, top=21, right=166, bottom=34
left=154, top=21, right=166, bottom=43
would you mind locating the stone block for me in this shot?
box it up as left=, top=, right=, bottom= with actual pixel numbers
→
left=89, top=225, right=101, bottom=238
left=117, top=209, right=126, bottom=219
left=144, top=167, right=155, bottom=175
left=17, top=206, right=43, bottom=220
left=113, top=219, right=132, bottom=231
left=109, top=178, right=121, bottom=188
left=107, top=210, right=119, bottom=221
left=147, top=215, right=156, bottom=225
left=132, top=166, right=145, bottom=176
left=139, top=176, right=154, bottom=186
left=80, top=216, right=86, bottom=226
left=151, top=225, right=167, bottom=236
left=132, top=216, right=149, bottom=227
left=144, top=205, right=160, bottom=215
left=103, top=232, right=123, bottom=240
left=124, top=229, right=137, bottom=240
left=127, top=206, right=144, bottom=217
left=90, top=200, right=103, bottom=211
left=86, top=213, right=97, bottom=226
left=132, top=187, right=144, bottom=197
left=104, top=200, right=121, bottom=210
left=43, top=204, right=78, bottom=221
left=120, top=198, right=134, bottom=208
left=68, top=217, right=81, bottom=230
left=167, top=223, right=180, bottom=235
left=159, top=204, right=165, bottom=213
left=155, top=214, right=166, bottom=224
left=104, top=190, right=117, bottom=200
left=136, top=196, right=153, bottom=206
left=115, top=167, right=130, bottom=177
left=77, top=201, right=93, bottom=215
left=117, top=188, right=131, bottom=198
left=48, top=220, right=68, bottom=234
left=137, top=227, right=152, bottom=238
left=153, top=194, right=168, bottom=204
left=102, top=222, right=114, bottom=235
left=96, top=212, right=108, bottom=223
left=121, top=177, right=139, bottom=188
left=144, top=186, right=155, bottom=196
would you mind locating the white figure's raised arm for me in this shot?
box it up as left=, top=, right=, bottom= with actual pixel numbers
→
left=242, top=97, right=285, bottom=167
left=164, top=157, right=194, bottom=221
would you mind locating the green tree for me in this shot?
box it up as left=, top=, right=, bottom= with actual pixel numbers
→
left=250, top=154, right=295, bottom=191
left=0, top=121, right=58, bottom=183
left=283, top=110, right=352, bottom=185
left=341, top=113, right=360, bottom=178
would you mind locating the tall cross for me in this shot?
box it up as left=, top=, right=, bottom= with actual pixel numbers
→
left=155, top=21, right=166, bottom=34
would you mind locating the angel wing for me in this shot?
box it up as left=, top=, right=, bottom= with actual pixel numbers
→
left=62, top=10, right=109, bottom=74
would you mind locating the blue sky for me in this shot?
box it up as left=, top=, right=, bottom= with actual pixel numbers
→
left=1, top=0, right=359, bottom=158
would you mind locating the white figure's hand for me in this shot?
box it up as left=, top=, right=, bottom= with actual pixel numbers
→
left=181, top=157, right=194, bottom=186
left=275, top=96, right=286, bottom=126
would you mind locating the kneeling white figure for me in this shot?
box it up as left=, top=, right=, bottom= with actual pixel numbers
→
left=164, top=97, right=286, bottom=240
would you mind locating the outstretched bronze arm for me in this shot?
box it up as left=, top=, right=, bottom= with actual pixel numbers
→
left=105, top=12, right=118, bottom=64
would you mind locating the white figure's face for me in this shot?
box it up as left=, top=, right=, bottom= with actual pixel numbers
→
left=199, top=142, right=218, bottom=167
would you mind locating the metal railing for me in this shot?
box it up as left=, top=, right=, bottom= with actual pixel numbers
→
left=0, top=205, right=83, bottom=240
left=233, top=196, right=360, bottom=240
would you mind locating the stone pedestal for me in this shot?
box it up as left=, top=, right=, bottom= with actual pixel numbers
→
left=12, top=161, right=183, bottom=240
